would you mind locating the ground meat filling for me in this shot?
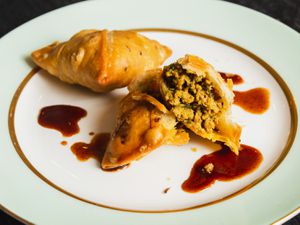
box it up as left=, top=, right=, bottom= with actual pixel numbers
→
left=162, top=63, right=223, bottom=133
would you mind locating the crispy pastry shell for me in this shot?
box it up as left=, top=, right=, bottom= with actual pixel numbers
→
left=31, top=29, right=172, bottom=92
left=101, top=92, right=189, bottom=169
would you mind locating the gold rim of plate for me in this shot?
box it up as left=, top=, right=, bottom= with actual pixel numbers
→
left=5, top=28, right=299, bottom=222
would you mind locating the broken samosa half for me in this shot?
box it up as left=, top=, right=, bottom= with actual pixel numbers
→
left=160, top=55, right=241, bottom=154
left=101, top=92, right=189, bottom=169
left=31, top=29, right=172, bottom=92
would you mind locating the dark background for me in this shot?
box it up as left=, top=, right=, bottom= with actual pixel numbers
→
left=0, top=0, right=299, bottom=224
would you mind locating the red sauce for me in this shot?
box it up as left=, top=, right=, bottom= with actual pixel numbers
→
left=219, top=72, right=244, bottom=85
left=182, top=144, right=263, bottom=193
left=71, top=133, right=110, bottom=162
left=38, top=105, right=87, bottom=137
left=234, top=88, right=270, bottom=114
left=61, top=141, right=67, bottom=146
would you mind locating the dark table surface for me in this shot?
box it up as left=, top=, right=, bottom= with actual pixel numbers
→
left=0, top=0, right=299, bottom=224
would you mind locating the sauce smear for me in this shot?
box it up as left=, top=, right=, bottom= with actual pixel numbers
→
left=182, top=144, right=263, bottom=193
left=219, top=72, right=244, bottom=85
left=71, top=133, right=110, bottom=162
left=234, top=88, right=270, bottom=114
left=70, top=133, right=129, bottom=171
left=38, top=105, right=87, bottom=137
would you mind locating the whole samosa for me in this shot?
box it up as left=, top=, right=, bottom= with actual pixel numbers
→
left=31, top=29, right=172, bottom=92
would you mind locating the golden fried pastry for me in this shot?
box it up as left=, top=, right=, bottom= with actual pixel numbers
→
left=102, top=92, right=189, bottom=169
left=160, top=55, right=241, bottom=154
left=31, top=29, right=172, bottom=92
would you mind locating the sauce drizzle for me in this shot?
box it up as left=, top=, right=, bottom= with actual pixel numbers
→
left=38, top=105, right=87, bottom=137
left=182, top=144, right=263, bottom=193
left=71, top=133, right=110, bottom=162
left=219, top=72, right=244, bottom=85
left=234, top=88, right=270, bottom=114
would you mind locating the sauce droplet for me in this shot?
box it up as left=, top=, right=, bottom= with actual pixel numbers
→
left=38, top=105, right=87, bottom=137
left=234, top=88, right=270, bottom=114
left=89, top=132, right=95, bottom=136
left=182, top=144, right=263, bottom=193
left=163, top=187, right=170, bottom=194
left=61, top=141, right=67, bottom=146
left=219, top=72, right=244, bottom=85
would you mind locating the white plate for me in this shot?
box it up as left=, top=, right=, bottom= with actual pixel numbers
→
left=0, top=1, right=299, bottom=224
